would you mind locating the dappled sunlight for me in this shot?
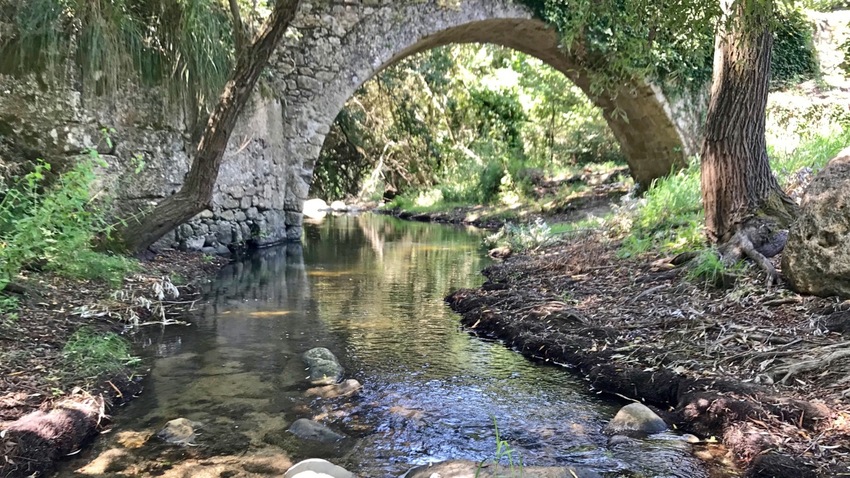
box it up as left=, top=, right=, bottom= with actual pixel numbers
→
left=307, top=270, right=357, bottom=278
left=247, top=310, right=293, bottom=318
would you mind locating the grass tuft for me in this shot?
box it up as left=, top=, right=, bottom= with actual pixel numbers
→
left=62, top=328, right=139, bottom=380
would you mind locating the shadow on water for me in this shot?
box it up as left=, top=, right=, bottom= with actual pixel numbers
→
left=53, top=214, right=710, bottom=477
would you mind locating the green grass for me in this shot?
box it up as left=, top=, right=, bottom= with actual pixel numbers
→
left=549, top=214, right=609, bottom=235
left=617, top=126, right=849, bottom=258
left=770, top=127, right=850, bottom=187
left=617, top=161, right=704, bottom=257
left=50, top=250, right=138, bottom=287
left=170, top=273, right=187, bottom=286
left=62, top=328, right=139, bottom=381
left=476, top=418, right=524, bottom=478
left=686, top=248, right=742, bottom=288
left=0, top=294, right=20, bottom=321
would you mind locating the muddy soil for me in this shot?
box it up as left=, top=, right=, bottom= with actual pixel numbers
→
left=446, top=234, right=850, bottom=477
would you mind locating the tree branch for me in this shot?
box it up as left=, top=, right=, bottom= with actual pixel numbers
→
left=229, top=0, right=247, bottom=54
left=110, top=0, right=302, bottom=253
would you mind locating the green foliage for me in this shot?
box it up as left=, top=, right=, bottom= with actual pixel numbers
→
left=485, top=218, right=559, bottom=253
left=771, top=6, right=819, bottom=89
left=467, top=88, right=527, bottom=148
left=517, top=0, right=718, bottom=95
left=0, top=142, right=138, bottom=290
left=802, top=0, right=850, bottom=11
left=313, top=45, right=620, bottom=206
left=616, top=161, right=704, bottom=257
left=0, top=294, right=19, bottom=316
left=477, top=162, right=506, bottom=204
left=62, top=327, right=139, bottom=380
left=686, top=248, right=741, bottom=288
left=0, top=0, right=234, bottom=109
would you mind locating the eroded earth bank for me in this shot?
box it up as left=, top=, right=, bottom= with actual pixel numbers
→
left=447, top=234, right=850, bottom=477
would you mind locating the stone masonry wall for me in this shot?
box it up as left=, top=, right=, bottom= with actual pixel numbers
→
left=0, top=72, right=290, bottom=254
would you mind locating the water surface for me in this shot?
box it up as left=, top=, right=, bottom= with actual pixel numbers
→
left=56, top=214, right=706, bottom=477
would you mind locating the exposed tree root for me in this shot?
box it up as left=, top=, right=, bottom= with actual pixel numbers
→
left=771, top=344, right=850, bottom=385
left=719, top=220, right=789, bottom=287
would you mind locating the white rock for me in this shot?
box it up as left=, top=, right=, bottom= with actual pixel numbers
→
left=303, top=198, right=330, bottom=219
left=284, top=458, right=353, bottom=478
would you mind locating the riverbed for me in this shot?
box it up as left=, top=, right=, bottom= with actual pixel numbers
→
left=54, top=214, right=707, bottom=477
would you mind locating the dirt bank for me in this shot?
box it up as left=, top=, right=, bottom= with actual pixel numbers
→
left=446, top=234, right=850, bottom=477
left=0, top=249, right=227, bottom=477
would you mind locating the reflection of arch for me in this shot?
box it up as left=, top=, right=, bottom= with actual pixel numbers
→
left=274, top=0, right=697, bottom=239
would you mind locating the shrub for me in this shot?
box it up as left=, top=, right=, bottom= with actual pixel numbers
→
left=616, top=161, right=705, bottom=256
left=477, top=161, right=506, bottom=203
left=485, top=218, right=559, bottom=252
left=0, top=146, right=137, bottom=290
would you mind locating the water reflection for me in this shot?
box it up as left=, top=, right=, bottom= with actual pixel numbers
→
left=54, top=214, right=705, bottom=478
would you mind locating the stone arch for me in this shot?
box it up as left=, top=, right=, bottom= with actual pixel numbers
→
left=271, top=0, right=697, bottom=240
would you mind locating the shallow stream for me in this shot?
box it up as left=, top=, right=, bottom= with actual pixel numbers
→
left=55, top=214, right=708, bottom=477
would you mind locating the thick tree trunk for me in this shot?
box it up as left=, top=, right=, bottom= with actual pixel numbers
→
left=110, top=0, right=301, bottom=254
left=700, top=0, right=797, bottom=246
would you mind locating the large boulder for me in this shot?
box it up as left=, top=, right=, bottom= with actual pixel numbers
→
left=303, top=198, right=330, bottom=219
left=604, top=403, right=667, bottom=436
left=783, top=148, right=850, bottom=298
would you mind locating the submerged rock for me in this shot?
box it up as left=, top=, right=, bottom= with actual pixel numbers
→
left=306, top=379, right=362, bottom=399
left=284, top=458, right=353, bottom=478
left=303, top=347, right=344, bottom=385
left=288, top=418, right=345, bottom=442
left=604, top=403, right=667, bottom=435
left=157, top=417, right=201, bottom=445
left=74, top=449, right=134, bottom=474
left=401, top=459, right=601, bottom=477
left=488, top=246, right=513, bottom=260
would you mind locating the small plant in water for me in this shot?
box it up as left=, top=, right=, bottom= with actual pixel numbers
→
left=476, top=418, right=524, bottom=477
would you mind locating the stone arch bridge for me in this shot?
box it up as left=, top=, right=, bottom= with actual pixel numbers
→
left=250, top=0, right=699, bottom=243
left=0, top=0, right=701, bottom=251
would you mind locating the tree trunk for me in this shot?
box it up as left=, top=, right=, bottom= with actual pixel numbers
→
left=700, top=0, right=797, bottom=245
left=110, top=0, right=301, bottom=254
